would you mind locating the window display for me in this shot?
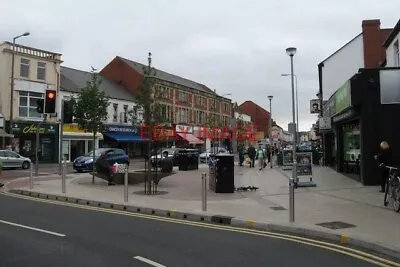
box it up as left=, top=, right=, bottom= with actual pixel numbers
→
left=343, top=122, right=361, bottom=162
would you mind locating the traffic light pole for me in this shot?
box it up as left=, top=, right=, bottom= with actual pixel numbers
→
left=59, top=99, right=64, bottom=175
left=35, top=114, right=46, bottom=177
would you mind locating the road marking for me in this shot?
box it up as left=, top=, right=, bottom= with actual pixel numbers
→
left=133, top=256, right=166, bottom=267
left=0, top=219, right=66, bottom=237
left=2, top=191, right=399, bottom=267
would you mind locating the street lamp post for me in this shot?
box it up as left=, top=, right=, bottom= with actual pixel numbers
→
left=286, top=46, right=297, bottom=223
left=9, top=32, right=30, bottom=137
left=216, top=93, right=231, bottom=149
left=281, top=73, right=299, bottom=143
left=268, top=96, right=273, bottom=168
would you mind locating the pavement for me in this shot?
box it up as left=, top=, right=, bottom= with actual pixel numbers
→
left=3, top=161, right=400, bottom=262
left=0, top=193, right=387, bottom=266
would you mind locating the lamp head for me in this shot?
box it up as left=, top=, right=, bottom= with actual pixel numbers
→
left=22, top=32, right=30, bottom=36
left=268, top=95, right=273, bottom=101
left=286, top=47, right=297, bottom=56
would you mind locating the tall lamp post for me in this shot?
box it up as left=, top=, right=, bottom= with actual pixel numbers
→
left=268, top=96, right=273, bottom=168
left=286, top=46, right=297, bottom=223
left=215, top=93, right=231, bottom=149
left=9, top=32, right=30, bottom=137
left=281, top=73, right=299, bottom=143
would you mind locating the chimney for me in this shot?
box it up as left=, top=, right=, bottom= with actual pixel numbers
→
left=362, top=19, right=385, bottom=68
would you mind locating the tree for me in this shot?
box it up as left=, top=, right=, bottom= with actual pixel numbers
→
left=128, top=52, right=164, bottom=194
left=72, top=67, right=110, bottom=184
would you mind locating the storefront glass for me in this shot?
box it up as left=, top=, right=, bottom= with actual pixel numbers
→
left=342, top=122, right=361, bottom=162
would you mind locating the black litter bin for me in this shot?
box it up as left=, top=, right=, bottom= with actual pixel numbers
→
left=178, top=149, right=199, bottom=171
left=209, top=154, right=234, bottom=193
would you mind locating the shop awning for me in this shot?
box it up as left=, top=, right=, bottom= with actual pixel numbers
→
left=0, top=129, right=13, bottom=138
left=104, top=132, right=148, bottom=143
left=177, top=132, right=204, bottom=144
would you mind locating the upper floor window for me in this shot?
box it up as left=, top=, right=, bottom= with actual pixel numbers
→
left=394, top=40, right=400, bottom=67
left=159, top=86, right=170, bottom=99
left=113, top=103, right=118, bottom=122
left=123, top=105, right=128, bottom=123
left=20, top=58, right=30, bottom=78
left=19, top=91, right=43, bottom=118
left=37, top=62, right=46, bottom=80
left=179, top=91, right=188, bottom=102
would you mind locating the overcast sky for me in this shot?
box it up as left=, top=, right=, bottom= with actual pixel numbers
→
left=1, top=0, right=399, bottom=131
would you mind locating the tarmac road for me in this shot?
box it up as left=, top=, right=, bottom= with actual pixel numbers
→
left=0, top=193, right=395, bottom=267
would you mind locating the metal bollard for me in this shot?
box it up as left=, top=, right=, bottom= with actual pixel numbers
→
left=29, top=162, right=33, bottom=189
left=201, top=172, right=207, bottom=211
left=124, top=165, right=128, bottom=202
left=62, top=157, right=66, bottom=194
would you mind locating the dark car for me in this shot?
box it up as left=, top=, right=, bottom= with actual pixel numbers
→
left=73, top=148, right=128, bottom=173
left=94, top=148, right=129, bottom=177
left=151, top=148, right=180, bottom=167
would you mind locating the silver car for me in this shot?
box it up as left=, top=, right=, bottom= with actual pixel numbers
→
left=0, top=150, right=31, bottom=169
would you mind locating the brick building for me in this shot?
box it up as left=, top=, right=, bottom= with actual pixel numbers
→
left=100, top=56, right=232, bottom=131
left=238, top=100, right=270, bottom=138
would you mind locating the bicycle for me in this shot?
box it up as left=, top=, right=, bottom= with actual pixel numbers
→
left=381, top=164, right=400, bottom=212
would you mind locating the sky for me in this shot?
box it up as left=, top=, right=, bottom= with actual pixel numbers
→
left=1, top=0, right=399, bottom=131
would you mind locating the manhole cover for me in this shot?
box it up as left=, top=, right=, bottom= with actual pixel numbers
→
left=316, top=221, right=356, bottom=230
left=133, top=190, right=169, bottom=196
left=269, top=206, right=286, bottom=211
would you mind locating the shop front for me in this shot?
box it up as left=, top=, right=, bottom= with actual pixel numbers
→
left=102, top=124, right=146, bottom=158
left=10, top=121, right=59, bottom=163
left=62, top=124, right=102, bottom=162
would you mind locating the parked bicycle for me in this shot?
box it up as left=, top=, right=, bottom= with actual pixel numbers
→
left=380, top=163, right=400, bottom=212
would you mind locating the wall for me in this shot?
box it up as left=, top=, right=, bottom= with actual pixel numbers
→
left=385, top=31, right=400, bottom=67
left=234, top=111, right=251, bottom=123
left=321, top=34, right=364, bottom=100
left=239, top=101, right=270, bottom=136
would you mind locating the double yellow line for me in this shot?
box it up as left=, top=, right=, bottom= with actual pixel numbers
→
left=1, top=191, right=399, bottom=267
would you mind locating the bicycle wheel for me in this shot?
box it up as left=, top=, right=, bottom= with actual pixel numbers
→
left=384, top=182, right=390, bottom=207
left=393, top=186, right=400, bottom=212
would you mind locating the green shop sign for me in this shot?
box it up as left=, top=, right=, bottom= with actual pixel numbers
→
left=11, top=122, right=57, bottom=135
left=335, top=81, right=351, bottom=115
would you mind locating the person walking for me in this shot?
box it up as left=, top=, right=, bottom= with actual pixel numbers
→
left=376, top=141, right=393, bottom=193
left=238, top=144, right=245, bottom=166
left=256, top=145, right=266, bottom=170
left=247, top=144, right=256, bottom=168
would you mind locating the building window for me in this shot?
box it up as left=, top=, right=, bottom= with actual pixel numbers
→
left=123, top=105, right=128, bottom=123
left=179, top=91, right=188, bottom=103
left=20, top=58, right=30, bottom=78
left=37, top=62, right=46, bottom=80
left=19, top=91, right=43, bottom=118
left=394, top=40, right=400, bottom=67
left=113, top=103, right=118, bottom=122
left=159, top=86, right=170, bottom=99
left=197, top=110, right=205, bottom=124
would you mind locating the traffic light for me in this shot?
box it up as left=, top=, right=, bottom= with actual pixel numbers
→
left=36, top=99, right=44, bottom=114
left=45, top=89, right=57, bottom=114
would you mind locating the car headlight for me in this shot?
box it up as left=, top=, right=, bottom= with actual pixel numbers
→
left=85, top=159, right=93, bottom=164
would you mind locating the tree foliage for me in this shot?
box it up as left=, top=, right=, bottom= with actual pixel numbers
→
left=72, top=67, right=110, bottom=134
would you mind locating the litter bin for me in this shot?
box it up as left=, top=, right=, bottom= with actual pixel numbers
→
left=178, top=149, right=199, bottom=171
left=209, top=154, right=234, bottom=193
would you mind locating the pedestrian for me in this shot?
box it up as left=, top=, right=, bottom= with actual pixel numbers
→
left=247, top=144, right=256, bottom=168
left=0, top=157, right=4, bottom=188
left=256, top=145, right=266, bottom=170
left=376, top=141, right=393, bottom=193
left=238, top=144, right=244, bottom=166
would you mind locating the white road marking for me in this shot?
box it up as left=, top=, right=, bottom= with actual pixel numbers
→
left=0, top=219, right=66, bottom=237
left=133, top=256, right=166, bottom=267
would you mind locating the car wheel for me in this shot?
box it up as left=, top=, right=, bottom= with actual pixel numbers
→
left=22, top=161, right=30, bottom=169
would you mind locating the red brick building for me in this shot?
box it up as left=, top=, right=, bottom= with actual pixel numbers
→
left=100, top=56, right=232, bottom=128
left=238, top=100, right=270, bottom=138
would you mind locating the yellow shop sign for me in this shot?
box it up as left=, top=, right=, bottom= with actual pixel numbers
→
left=63, top=124, right=87, bottom=133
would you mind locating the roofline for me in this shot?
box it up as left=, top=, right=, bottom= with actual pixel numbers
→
left=1, top=41, right=62, bottom=56
left=383, top=19, right=400, bottom=48
left=318, top=33, right=362, bottom=65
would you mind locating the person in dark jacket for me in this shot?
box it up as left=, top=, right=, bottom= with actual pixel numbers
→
left=247, top=145, right=256, bottom=168
left=376, top=141, right=393, bottom=193
left=238, top=144, right=245, bottom=166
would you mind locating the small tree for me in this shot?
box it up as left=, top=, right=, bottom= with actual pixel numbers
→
left=128, top=52, right=164, bottom=194
left=72, top=67, right=110, bottom=184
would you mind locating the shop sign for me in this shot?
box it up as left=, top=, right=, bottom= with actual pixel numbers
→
left=63, top=124, right=88, bottom=133
left=335, top=80, right=351, bottom=115
left=296, top=152, right=313, bottom=183
left=332, top=109, right=354, bottom=123
left=318, top=117, right=331, bottom=130
left=11, top=122, right=56, bottom=135
left=105, top=124, right=139, bottom=135
left=176, top=124, right=193, bottom=134
left=310, top=99, right=320, bottom=114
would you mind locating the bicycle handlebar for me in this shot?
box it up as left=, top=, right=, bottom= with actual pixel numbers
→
left=383, top=165, right=399, bottom=171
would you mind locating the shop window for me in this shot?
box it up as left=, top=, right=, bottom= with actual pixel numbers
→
left=343, top=122, right=361, bottom=162
left=19, top=91, right=44, bottom=118
left=20, top=58, right=30, bottom=78
left=37, top=62, right=46, bottom=80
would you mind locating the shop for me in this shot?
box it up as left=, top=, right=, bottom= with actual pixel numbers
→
left=61, top=124, right=102, bottom=162
left=102, top=124, right=146, bottom=158
left=322, top=67, right=400, bottom=185
left=10, top=121, right=59, bottom=163
left=175, top=124, right=204, bottom=148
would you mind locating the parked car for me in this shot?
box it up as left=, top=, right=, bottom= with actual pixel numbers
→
left=0, top=150, right=31, bottom=169
left=73, top=148, right=128, bottom=173
left=199, top=147, right=229, bottom=163
left=151, top=148, right=180, bottom=167
left=94, top=148, right=130, bottom=176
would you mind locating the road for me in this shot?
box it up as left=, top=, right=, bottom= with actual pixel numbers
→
left=0, top=193, right=395, bottom=267
left=1, top=160, right=147, bottom=180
